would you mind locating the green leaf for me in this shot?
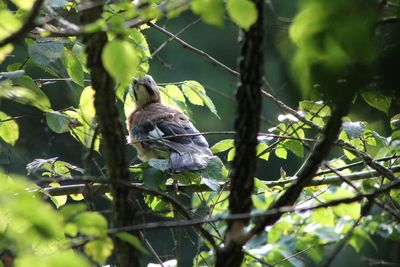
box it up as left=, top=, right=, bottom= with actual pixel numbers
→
left=11, top=0, right=34, bottom=9
left=165, top=84, right=185, bottom=102
left=268, top=220, right=291, bottom=243
left=46, top=111, right=70, bottom=134
left=191, top=0, right=225, bottom=27
left=124, top=91, right=136, bottom=119
left=0, top=80, right=51, bottom=112
left=202, top=177, right=220, bottom=191
left=227, top=148, right=236, bottom=161
left=73, top=212, right=108, bottom=237
left=61, top=49, right=84, bottom=86
left=205, top=156, right=228, bottom=181
left=15, top=252, right=91, bottom=267
left=211, top=139, right=234, bottom=154
left=311, top=208, right=335, bottom=227
left=116, top=232, right=149, bottom=255
left=275, top=146, right=287, bottom=159
left=79, top=86, right=96, bottom=123
left=390, top=114, right=400, bottom=131
left=28, top=41, right=64, bottom=65
left=0, top=111, right=19, bottom=145
left=0, top=45, right=14, bottom=64
left=102, top=39, right=139, bottom=86
left=143, top=168, right=165, bottom=189
left=181, top=81, right=204, bottom=105
left=323, top=188, right=361, bottom=220
left=49, top=182, right=67, bottom=208
left=256, top=143, right=270, bottom=161
left=226, top=0, right=258, bottom=31
left=84, top=237, right=114, bottom=264
left=361, top=90, right=392, bottom=114
left=282, top=139, right=304, bottom=158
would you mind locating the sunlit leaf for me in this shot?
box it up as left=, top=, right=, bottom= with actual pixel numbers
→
left=102, top=39, right=139, bottom=86
left=361, top=90, right=392, bottom=114
left=226, top=0, right=257, bottom=30
left=73, top=212, right=108, bottom=237
left=211, top=139, right=234, bottom=154
left=84, top=237, right=114, bottom=264
left=282, top=139, right=304, bottom=158
left=61, top=49, right=84, bottom=86
left=0, top=111, right=19, bottom=145
left=191, top=0, right=224, bottom=27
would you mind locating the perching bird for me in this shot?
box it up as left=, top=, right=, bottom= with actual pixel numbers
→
left=126, top=75, right=214, bottom=172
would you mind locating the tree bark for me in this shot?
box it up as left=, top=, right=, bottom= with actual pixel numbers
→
left=80, top=3, right=140, bottom=267
left=215, top=0, right=264, bottom=266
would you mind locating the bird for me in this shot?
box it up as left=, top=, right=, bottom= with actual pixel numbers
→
left=126, top=75, right=214, bottom=173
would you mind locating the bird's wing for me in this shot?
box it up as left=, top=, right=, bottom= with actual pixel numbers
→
left=129, top=107, right=213, bottom=172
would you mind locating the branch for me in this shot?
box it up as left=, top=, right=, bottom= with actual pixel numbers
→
left=37, top=165, right=400, bottom=196
left=99, top=176, right=400, bottom=233
left=80, top=3, right=140, bottom=266
left=0, top=0, right=45, bottom=48
left=148, top=22, right=239, bottom=77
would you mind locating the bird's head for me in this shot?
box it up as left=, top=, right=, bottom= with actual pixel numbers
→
left=132, top=75, right=161, bottom=107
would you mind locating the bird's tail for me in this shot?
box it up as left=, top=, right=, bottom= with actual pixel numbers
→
left=170, top=152, right=213, bottom=173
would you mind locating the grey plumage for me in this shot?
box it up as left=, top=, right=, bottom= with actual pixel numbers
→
left=126, top=75, right=214, bottom=172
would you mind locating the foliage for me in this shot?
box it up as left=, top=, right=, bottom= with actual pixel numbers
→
left=0, top=0, right=399, bottom=266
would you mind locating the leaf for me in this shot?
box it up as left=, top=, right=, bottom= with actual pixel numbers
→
left=73, top=212, right=108, bottom=237
left=102, top=39, right=139, bottom=86
left=49, top=182, right=67, bottom=209
left=282, top=139, right=304, bottom=158
left=227, top=148, right=236, bottom=161
left=15, top=252, right=91, bottom=267
left=181, top=81, right=204, bottom=105
left=79, top=86, right=96, bottom=123
left=11, top=0, right=34, bottom=9
left=28, top=41, right=64, bottom=65
left=46, top=111, right=70, bottom=134
left=165, top=84, right=185, bottom=102
left=211, top=139, right=234, bottom=154
left=191, top=0, right=225, bottom=27
left=0, top=111, right=19, bottom=145
left=311, top=208, right=335, bottom=227
left=361, top=90, right=392, bottom=114
left=256, top=143, right=270, bottom=161
left=61, top=49, right=84, bottom=86
left=84, top=237, right=114, bottom=264
left=124, top=91, right=136, bottom=119
left=0, top=45, right=14, bottom=64
left=226, top=0, right=258, bottom=31
left=1, top=76, right=51, bottom=111
left=143, top=168, right=165, bottom=189
left=116, top=232, right=149, bottom=255
left=390, top=114, right=400, bottom=131
left=275, top=147, right=287, bottom=159
left=202, top=177, right=220, bottom=191
left=205, top=156, right=228, bottom=181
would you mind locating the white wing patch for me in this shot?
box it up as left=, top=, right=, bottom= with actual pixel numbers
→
left=148, top=127, right=165, bottom=139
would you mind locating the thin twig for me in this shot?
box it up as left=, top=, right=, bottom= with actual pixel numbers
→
left=148, top=22, right=239, bottom=77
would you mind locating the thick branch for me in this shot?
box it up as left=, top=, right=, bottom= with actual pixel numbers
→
left=38, top=164, right=400, bottom=196
left=215, top=1, right=265, bottom=266
left=80, top=3, right=140, bottom=267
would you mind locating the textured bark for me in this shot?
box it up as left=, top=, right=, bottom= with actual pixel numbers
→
left=215, top=0, right=264, bottom=266
left=80, top=3, right=140, bottom=267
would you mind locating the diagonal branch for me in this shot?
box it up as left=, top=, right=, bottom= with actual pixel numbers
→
left=0, top=0, right=45, bottom=48
left=148, top=22, right=239, bottom=77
